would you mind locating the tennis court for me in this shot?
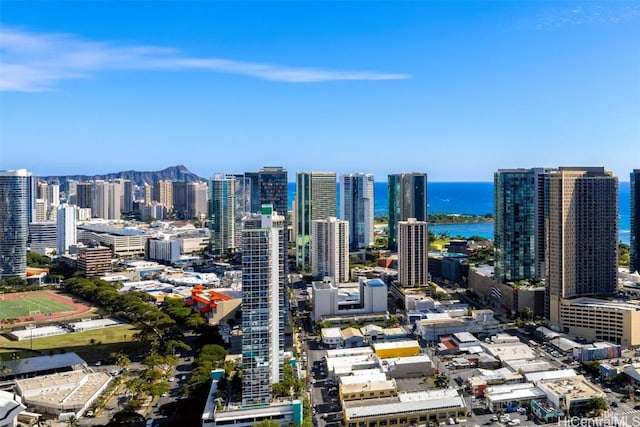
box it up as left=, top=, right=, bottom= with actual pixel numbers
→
left=0, top=292, right=78, bottom=320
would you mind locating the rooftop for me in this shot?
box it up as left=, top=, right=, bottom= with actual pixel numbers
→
left=1, top=353, right=85, bottom=377
left=538, top=376, right=602, bottom=401
left=344, top=389, right=465, bottom=419
left=16, top=371, right=112, bottom=408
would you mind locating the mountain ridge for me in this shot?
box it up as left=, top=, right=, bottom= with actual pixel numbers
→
left=40, top=165, right=207, bottom=187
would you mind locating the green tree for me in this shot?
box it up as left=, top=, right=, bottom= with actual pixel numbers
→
left=590, top=396, right=607, bottom=416
left=253, top=420, right=281, bottom=427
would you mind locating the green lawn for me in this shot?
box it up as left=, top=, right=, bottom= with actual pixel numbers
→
left=0, top=324, right=141, bottom=361
left=0, top=294, right=76, bottom=319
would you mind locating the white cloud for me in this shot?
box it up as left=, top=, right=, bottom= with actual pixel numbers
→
left=531, top=4, right=638, bottom=30
left=0, top=26, right=410, bottom=92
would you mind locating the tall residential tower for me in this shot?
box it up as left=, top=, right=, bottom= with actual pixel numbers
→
left=545, top=167, right=618, bottom=324
left=311, top=217, right=349, bottom=283
left=209, top=175, right=237, bottom=254
left=387, top=173, right=427, bottom=251
left=631, top=170, right=640, bottom=274
left=398, top=218, right=429, bottom=287
left=494, top=168, right=548, bottom=283
left=0, top=169, right=29, bottom=279
left=241, top=205, right=286, bottom=406
left=295, top=172, right=336, bottom=269
left=340, top=173, right=374, bottom=249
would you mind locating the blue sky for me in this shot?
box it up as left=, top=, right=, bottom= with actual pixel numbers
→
left=1, top=1, right=638, bottom=181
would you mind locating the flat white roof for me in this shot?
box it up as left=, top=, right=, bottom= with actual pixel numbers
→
left=340, top=373, right=388, bottom=385
left=485, top=383, right=546, bottom=402
left=345, top=389, right=465, bottom=419
left=321, top=327, right=343, bottom=339
left=453, top=332, right=478, bottom=343
left=526, top=369, right=577, bottom=383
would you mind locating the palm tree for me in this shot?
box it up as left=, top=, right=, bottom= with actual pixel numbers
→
left=65, top=415, right=79, bottom=427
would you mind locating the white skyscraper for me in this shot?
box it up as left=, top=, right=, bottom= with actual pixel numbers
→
left=241, top=205, right=285, bottom=406
left=56, top=204, right=77, bottom=255
left=398, top=218, right=429, bottom=287
left=311, top=217, right=349, bottom=283
left=340, top=173, right=374, bottom=248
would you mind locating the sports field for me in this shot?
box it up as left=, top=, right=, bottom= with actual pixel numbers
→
left=0, top=292, right=78, bottom=320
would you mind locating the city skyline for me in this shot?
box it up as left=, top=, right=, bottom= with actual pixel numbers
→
left=1, top=1, right=639, bottom=181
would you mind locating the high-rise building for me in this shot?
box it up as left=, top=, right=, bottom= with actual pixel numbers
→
left=108, top=182, right=121, bottom=220
left=56, top=204, right=77, bottom=255
left=494, top=168, right=549, bottom=283
left=545, top=167, right=618, bottom=324
left=631, top=170, right=640, bottom=274
left=0, top=169, right=29, bottom=279
left=122, top=180, right=133, bottom=213
left=241, top=205, right=285, bottom=406
left=172, top=181, right=188, bottom=219
left=143, top=183, right=152, bottom=206
left=398, top=218, right=428, bottom=287
left=37, top=181, right=48, bottom=203
left=295, top=172, right=336, bottom=269
left=209, top=175, right=237, bottom=254
left=94, top=181, right=109, bottom=220
left=66, top=179, right=78, bottom=205
left=311, top=217, right=349, bottom=282
left=25, top=174, right=37, bottom=224
left=340, top=173, right=374, bottom=249
left=246, top=167, right=288, bottom=217
left=47, top=183, right=60, bottom=208
left=387, top=173, right=427, bottom=251
left=191, top=182, right=208, bottom=220
left=35, top=199, right=47, bottom=222
left=152, top=180, right=173, bottom=210
left=76, top=182, right=93, bottom=211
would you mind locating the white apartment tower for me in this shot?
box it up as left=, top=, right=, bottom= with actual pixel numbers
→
left=398, top=218, right=429, bottom=287
left=56, top=204, right=77, bottom=255
left=311, top=217, right=349, bottom=283
left=340, top=173, right=374, bottom=248
left=241, top=205, right=285, bottom=406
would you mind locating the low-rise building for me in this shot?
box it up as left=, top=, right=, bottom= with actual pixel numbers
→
left=188, top=285, right=242, bottom=325
left=360, top=324, right=384, bottom=343
left=536, top=375, right=603, bottom=416
left=321, top=327, right=343, bottom=348
left=343, top=389, right=467, bottom=427
left=202, top=381, right=303, bottom=427
left=381, top=355, right=433, bottom=379
left=342, top=327, right=365, bottom=348
left=0, top=390, right=26, bottom=427
left=372, top=340, right=420, bottom=359
left=15, top=370, right=111, bottom=417
left=340, top=380, right=397, bottom=401
left=312, top=277, right=388, bottom=322
left=484, top=383, right=546, bottom=412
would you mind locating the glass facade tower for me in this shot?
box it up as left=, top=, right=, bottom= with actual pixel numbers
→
left=631, top=170, right=640, bottom=274
left=0, top=169, right=29, bottom=279
left=340, top=173, right=374, bottom=249
left=387, top=173, right=427, bottom=251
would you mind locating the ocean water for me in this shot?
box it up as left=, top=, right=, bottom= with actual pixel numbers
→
left=287, top=182, right=631, bottom=244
